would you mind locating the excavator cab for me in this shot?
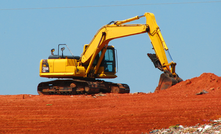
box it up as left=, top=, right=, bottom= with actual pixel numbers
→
left=96, top=48, right=116, bottom=73
left=92, top=46, right=117, bottom=78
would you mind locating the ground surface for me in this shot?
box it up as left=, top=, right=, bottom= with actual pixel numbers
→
left=1, top=73, right=221, bottom=134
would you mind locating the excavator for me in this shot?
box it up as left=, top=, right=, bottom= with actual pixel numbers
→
left=38, top=12, right=182, bottom=95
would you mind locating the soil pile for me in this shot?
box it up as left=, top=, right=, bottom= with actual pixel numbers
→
left=0, top=73, right=221, bottom=133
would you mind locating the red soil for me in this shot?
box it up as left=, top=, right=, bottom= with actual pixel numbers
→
left=0, top=73, right=221, bottom=134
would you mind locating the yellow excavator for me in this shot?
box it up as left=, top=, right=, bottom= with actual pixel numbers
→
left=38, top=12, right=182, bottom=95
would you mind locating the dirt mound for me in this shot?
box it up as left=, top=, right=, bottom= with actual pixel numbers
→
left=0, top=73, right=221, bottom=133
left=168, top=73, right=221, bottom=93
left=156, top=73, right=221, bottom=99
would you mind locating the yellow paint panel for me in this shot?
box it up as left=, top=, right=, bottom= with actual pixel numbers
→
left=53, top=59, right=66, bottom=72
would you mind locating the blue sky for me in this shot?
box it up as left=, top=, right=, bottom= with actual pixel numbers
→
left=0, top=0, right=221, bottom=95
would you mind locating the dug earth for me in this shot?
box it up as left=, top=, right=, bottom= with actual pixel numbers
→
left=0, top=73, right=221, bottom=133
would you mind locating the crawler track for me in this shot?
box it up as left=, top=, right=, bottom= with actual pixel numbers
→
left=37, top=79, right=130, bottom=95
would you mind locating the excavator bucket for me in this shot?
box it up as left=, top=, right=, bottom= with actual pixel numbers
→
left=147, top=53, right=182, bottom=92
left=155, top=72, right=182, bottom=92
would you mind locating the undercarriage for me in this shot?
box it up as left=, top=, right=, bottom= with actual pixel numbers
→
left=37, top=79, right=130, bottom=95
